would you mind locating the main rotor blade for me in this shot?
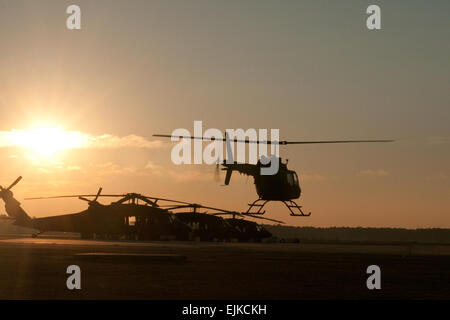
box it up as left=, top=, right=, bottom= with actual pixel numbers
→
left=25, top=194, right=191, bottom=201
left=211, top=211, right=284, bottom=224
left=25, top=195, right=86, bottom=200
left=165, top=202, right=241, bottom=215
left=141, top=196, right=192, bottom=205
left=25, top=194, right=126, bottom=200
left=243, top=214, right=285, bottom=224
left=7, top=176, right=22, bottom=190
left=280, top=139, right=394, bottom=145
left=154, top=134, right=271, bottom=144
left=153, top=134, right=394, bottom=145
left=192, top=204, right=240, bottom=214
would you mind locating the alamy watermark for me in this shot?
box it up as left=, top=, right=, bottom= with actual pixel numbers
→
left=65, top=4, right=380, bottom=32
left=66, top=265, right=81, bottom=290
left=169, top=121, right=280, bottom=175
left=366, top=265, right=381, bottom=290
left=66, top=5, right=81, bottom=30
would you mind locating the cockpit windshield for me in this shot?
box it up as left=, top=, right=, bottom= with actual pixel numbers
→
left=286, top=171, right=299, bottom=187
left=287, top=173, right=294, bottom=186
left=293, top=172, right=299, bottom=185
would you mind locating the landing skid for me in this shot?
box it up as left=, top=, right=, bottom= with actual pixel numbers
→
left=245, top=199, right=311, bottom=217
left=283, top=200, right=311, bottom=217
left=245, top=199, right=269, bottom=215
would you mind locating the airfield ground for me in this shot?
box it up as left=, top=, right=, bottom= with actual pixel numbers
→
left=0, top=236, right=449, bottom=299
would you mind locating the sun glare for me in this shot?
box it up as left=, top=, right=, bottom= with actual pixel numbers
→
left=8, top=126, right=88, bottom=156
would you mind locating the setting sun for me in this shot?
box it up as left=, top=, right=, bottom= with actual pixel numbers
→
left=7, top=126, right=88, bottom=156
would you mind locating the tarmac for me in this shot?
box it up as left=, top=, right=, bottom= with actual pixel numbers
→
left=0, top=235, right=449, bottom=299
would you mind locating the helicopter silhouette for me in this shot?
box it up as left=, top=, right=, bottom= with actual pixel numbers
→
left=0, top=176, right=279, bottom=241
left=154, top=133, right=393, bottom=217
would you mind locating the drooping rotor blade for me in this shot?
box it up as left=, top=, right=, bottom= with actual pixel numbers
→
left=78, top=196, right=91, bottom=202
left=25, top=193, right=192, bottom=202
left=141, top=196, right=192, bottom=206
left=7, top=176, right=22, bottom=190
left=211, top=211, right=285, bottom=224
left=25, top=195, right=85, bottom=200
left=158, top=204, right=192, bottom=210
left=191, top=204, right=238, bottom=214
left=25, top=194, right=126, bottom=200
left=243, top=214, right=284, bottom=224
left=163, top=201, right=240, bottom=215
left=153, top=134, right=394, bottom=145
left=88, top=194, right=126, bottom=197
left=156, top=204, right=185, bottom=208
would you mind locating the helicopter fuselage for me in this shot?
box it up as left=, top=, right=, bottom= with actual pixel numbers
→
left=222, top=158, right=301, bottom=201
left=254, top=169, right=301, bottom=201
left=0, top=179, right=274, bottom=241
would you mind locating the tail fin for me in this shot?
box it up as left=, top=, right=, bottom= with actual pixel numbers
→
left=223, top=131, right=234, bottom=185
left=224, top=168, right=233, bottom=185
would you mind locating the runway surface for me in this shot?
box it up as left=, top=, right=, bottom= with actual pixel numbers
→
left=0, top=236, right=449, bottom=299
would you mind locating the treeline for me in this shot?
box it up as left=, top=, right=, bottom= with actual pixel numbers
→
left=263, top=225, right=450, bottom=244
left=2, top=216, right=450, bottom=244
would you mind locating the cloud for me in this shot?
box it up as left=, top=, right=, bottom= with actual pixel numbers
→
left=88, top=134, right=163, bottom=149
left=359, top=169, right=389, bottom=177
left=96, top=162, right=137, bottom=175
left=143, top=161, right=212, bottom=182
left=83, top=161, right=209, bottom=182
left=67, top=165, right=82, bottom=171
left=144, top=161, right=162, bottom=170
left=143, top=161, right=164, bottom=176
left=0, top=129, right=163, bottom=150
left=166, top=168, right=212, bottom=182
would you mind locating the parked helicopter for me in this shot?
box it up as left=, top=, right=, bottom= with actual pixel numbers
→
left=0, top=176, right=278, bottom=242
left=154, top=133, right=393, bottom=216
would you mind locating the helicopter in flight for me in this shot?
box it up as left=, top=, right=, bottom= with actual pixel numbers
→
left=154, top=133, right=393, bottom=217
left=0, top=176, right=278, bottom=241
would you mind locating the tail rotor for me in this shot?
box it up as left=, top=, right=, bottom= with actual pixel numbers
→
left=0, top=176, right=22, bottom=193
left=0, top=176, right=32, bottom=225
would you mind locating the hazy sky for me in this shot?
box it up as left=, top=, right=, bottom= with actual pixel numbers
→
left=0, top=0, right=449, bottom=228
